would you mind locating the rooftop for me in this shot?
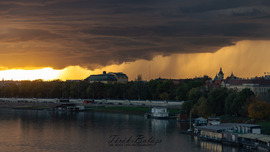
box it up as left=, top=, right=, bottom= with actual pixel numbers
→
left=196, top=123, right=261, bottom=132
left=196, top=125, right=232, bottom=132
left=220, top=123, right=261, bottom=128
left=86, top=74, right=117, bottom=82
left=109, top=72, right=128, bottom=78
left=227, top=79, right=270, bottom=86
left=238, top=133, right=270, bottom=143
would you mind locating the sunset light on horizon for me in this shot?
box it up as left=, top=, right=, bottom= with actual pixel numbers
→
left=0, top=40, right=269, bottom=81
left=0, top=68, right=61, bottom=81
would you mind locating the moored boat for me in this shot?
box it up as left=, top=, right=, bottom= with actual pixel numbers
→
left=145, top=107, right=169, bottom=119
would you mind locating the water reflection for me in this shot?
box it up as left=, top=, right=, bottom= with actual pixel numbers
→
left=0, top=109, right=249, bottom=152
left=198, top=140, right=240, bottom=152
left=177, top=122, right=189, bottom=130
left=150, top=119, right=168, bottom=133
left=193, top=130, right=248, bottom=152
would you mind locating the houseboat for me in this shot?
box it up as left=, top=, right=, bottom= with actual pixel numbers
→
left=194, top=123, right=266, bottom=150
left=145, top=107, right=169, bottom=119
left=238, top=133, right=270, bottom=150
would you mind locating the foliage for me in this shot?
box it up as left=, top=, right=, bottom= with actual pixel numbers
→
left=191, top=97, right=211, bottom=117
left=175, top=79, right=205, bottom=101
left=180, top=100, right=193, bottom=113
left=225, top=88, right=254, bottom=116
left=224, top=91, right=238, bottom=115
left=0, top=79, right=202, bottom=101
left=258, top=121, right=270, bottom=135
left=248, top=100, right=270, bottom=120
left=2, top=78, right=265, bottom=120
left=206, top=87, right=228, bottom=116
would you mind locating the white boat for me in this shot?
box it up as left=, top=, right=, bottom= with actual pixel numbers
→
left=145, top=107, right=169, bottom=119
left=208, top=117, right=220, bottom=125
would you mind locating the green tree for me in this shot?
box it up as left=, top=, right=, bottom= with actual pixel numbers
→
left=159, top=92, right=169, bottom=100
left=181, top=100, right=193, bottom=113
left=147, top=80, right=160, bottom=100
left=175, top=79, right=205, bottom=101
left=191, top=97, right=210, bottom=117
left=207, top=87, right=228, bottom=116
left=175, top=84, right=189, bottom=100
left=248, top=100, right=270, bottom=120
left=187, top=87, right=202, bottom=105
left=224, top=91, right=237, bottom=115
left=234, top=88, right=254, bottom=116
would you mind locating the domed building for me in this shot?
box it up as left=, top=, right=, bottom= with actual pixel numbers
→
left=214, top=68, right=224, bottom=80
left=85, top=71, right=128, bottom=84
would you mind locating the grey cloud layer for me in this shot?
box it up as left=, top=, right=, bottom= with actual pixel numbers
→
left=0, top=0, right=270, bottom=69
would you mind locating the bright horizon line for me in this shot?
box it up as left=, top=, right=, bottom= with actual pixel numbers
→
left=0, top=66, right=267, bottom=82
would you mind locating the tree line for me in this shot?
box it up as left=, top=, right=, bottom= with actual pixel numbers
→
left=181, top=85, right=270, bottom=120
left=0, top=78, right=206, bottom=100
left=1, top=77, right=270, bottom=120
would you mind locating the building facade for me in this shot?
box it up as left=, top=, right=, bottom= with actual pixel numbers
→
left=85, top=71, right=128, bottom=84
left=226, top=79, right=270, bottom=95
left=108, top=72, right=128, bottom=83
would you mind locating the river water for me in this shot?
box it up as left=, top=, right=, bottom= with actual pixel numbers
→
left=0, top=109, right=251, bottom=152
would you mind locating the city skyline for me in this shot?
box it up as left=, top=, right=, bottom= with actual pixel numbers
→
left=0, top=0, right=270, bottom=80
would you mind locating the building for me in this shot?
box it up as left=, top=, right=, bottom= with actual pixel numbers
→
left=108, top=72, right=128, bottom=83
left=226, top=79, right=270, bottom=95
left=206, top=68, right=226, bottom=89
left=197, top=125, right=231, bottom=141
left=85, top=71, right=128, bottom=84
left=238, top=133, right=270, bottom=150
left=221, top=123, right=261, bottom=134
left=214, top=68, right=224, bottom=81
left=206, top=68, right=270, bottom=95
left=196, top=123, right=261, bottom=142
left=195, top=123, right=269, bottom=150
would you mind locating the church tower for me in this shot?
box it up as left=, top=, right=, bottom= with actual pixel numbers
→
left=218, top=68, right=224, bottom=80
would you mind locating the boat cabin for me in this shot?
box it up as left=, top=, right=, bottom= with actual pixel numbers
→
left=145, top=107, right=169, bottom=119
left=208, top=117, right=220, bottom=125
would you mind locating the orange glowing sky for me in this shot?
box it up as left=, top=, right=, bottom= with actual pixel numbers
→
left=1, top=40, right=269, bottom=81
left=58, top=40, right=270, bottom=81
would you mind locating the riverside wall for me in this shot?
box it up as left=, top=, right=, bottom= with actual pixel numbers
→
left=0, top=98, right=183, bottom=108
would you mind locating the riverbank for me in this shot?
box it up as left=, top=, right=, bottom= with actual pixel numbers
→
left=0, top=101, right=57, bottom=110
left=0, top=101, right=180, bottom=116
left=87, top=106, right=180, bottom=115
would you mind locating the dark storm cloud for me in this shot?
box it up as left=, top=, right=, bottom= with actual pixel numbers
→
left=0, top=28, right=62, bottom=42
left=1, top=0, right=270, bottom=69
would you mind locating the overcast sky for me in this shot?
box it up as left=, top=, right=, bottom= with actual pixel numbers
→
left=1, top=0, right=270, bottom=80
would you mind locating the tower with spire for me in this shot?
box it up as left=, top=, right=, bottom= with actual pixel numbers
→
left=218, top=68, right=224, bottom=80
left=214, top=68, right=224, bottom=80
